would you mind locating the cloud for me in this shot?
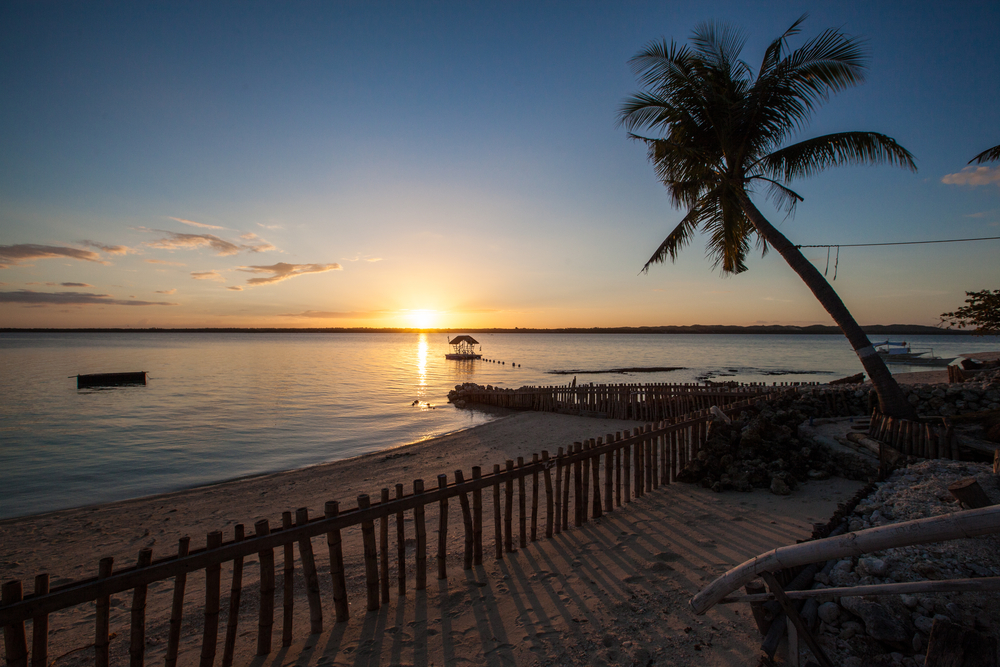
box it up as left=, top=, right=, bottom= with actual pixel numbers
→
left=257, top=223, right=284, bottom=230
left=942, top=166, right=1000, bottom=187
left=227, top=286, right=244, bottom=291
left=0, top=244, right=108, bottom=268
left=61, top=282, right=93, bottom=287
left=191, top=271, right=225, bottom=282
left=343, top=254, right=384, bottom=263
left=239, top=232, right=278, bottom=253
left=169, top=217, right=226, bottom=230
left=0, top=290, right=178, bottom=307
left=145, top=259, right=186, bottom=266
left=238, top=262, right=341, bottom=285
left=279, top=310, right=383, bottom=318
left=155, top=288, right=177, bottom=294
left=146, top=230, right=242, bottom=256
left=80, top=240, right=135, bottom=255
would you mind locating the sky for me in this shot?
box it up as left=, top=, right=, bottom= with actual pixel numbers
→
left=1, top=1, right=998, bottom=330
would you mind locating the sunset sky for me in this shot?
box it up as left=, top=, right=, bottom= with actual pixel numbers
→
left=2, top=1, right=998, bottom=329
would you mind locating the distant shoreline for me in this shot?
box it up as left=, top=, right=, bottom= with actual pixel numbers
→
left=0, top=324, right=979, bottom=335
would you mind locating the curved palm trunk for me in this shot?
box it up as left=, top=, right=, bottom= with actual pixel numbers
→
left=736, top=191, right=917, bottom=420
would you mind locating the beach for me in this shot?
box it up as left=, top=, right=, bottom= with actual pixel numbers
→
left=0, top=410, right=864, bottom=666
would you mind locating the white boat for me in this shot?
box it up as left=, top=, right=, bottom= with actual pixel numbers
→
left=873, top=340, right=955, bottom=367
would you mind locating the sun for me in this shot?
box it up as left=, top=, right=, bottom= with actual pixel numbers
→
left=407, top=309, right=438, bottom=329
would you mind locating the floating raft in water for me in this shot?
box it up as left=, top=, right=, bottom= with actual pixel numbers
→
left=76, top=371, right=147, bottom=389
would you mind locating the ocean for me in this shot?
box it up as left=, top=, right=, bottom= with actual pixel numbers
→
left=1, top=331, right=996, bottom=520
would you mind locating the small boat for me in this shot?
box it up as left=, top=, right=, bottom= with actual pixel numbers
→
left=445, top=335, right=482, bottom=360
left=76, top=371, right=147, bottom=388
left=873, top=341, right=955, bottom=367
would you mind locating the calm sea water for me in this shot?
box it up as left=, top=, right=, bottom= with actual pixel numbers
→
left=1, top=331, right=997, bottom=519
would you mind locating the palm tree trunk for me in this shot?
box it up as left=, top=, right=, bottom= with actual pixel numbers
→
left=736, top=191, right=917, bottom=420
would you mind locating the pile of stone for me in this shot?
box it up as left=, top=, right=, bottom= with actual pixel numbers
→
left=903, top=381, right=1000, bottom=417
left=803, top=460, right=1000, bottom=666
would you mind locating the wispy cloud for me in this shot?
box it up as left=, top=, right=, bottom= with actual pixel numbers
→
left=257, top=223, right=284, bottom=231
left=0, top=244, right=109, bottom=268
left=227, top=286, right=244, bottom=291
left=145, top=259, right=186, bottom=266
left=191, top=271, right=225, bottom=282
left=343, top=254, right=384, bottom=263
left=239, top=262, right=341, bottom=285
left=147, top=231, right=242, bottom=256
left=942, top=166, right=1000, bottom=187
left=80, top=240, right=136, bottom=255
left=155, top=288, right=177, bottom=294
left=169, top=217, right=227, bottom=230
left=279, top=310, right=383, bottom=318
left=0, top=290, right=178, bottom=307
left=964, top=209, right=999, bottom=219
left=26, top=281, right=92, bottom=287
left=239, top=232, right=278, bottom=253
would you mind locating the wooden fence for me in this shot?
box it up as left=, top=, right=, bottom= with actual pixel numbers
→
left=451, top=381, right=810, bottom=421
left=867, top=412, right=957, bottom=460
left=0, top=393, right=777, bottom=667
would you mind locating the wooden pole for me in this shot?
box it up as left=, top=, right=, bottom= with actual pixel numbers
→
left=592, top=439, right=602, bottom=519
left=280, top=512, right=294, bottom=648
left=624, top=431, right=632, bottom=503
left=530, top=453, right=539, bottom=543
left=472, top=467, right=483, bottom=565
left=504, top=460, right=515, bottom=552
left=455, top=470, right=474, bottom=570
left=603, top=436, right=613, bottom=514
left=517, top=457, right=527, bottom=548
left=554, top=447, right=563, bottom=535
left=414, top=479, right=427, bottom=590
left=615, top=433, right=622, bottom=507
left=581, top=443, right=590, bottom=524
left=95, top=557, right=113, bottom=667
left=324, top=502, right=350, bottom=621
left=30, top=574, right=48, bottom=667
left=437, top=474, right=449, bottom=580
left=199, top=533, right=221, bottom=666
left=394, top=484, right=406, bottom=596
left=295, top=508, right=323, bottom=633
left=2, top=580, right=28, bottom=667
left=358, top=495, right=380, bottom=610
left=574, top=443, right=583, bottom=527
left=221, top=525, right=244, bottom=667
left=493, top=464, right=503, bottom=559
left=255, top=519, right=275, bottom=656
left=166, top=537, right=190, bottom=667
left=379, top=488, right=390, bottom=603
left=542, top=451, right=554, bottom=538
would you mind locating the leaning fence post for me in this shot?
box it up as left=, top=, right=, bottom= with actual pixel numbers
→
left=505, top=460, right=515, bottom=552
left=603, top=435, right=613, bottom=514
left=471, top=467, right=483, bottom=565
left=414, top=479, right=428, bottom=590
left=221, top=525, right=245, bottom=667
left=255, top=519, right=275, bottom=656
left=324, top=502, right=349, bottom=621
left=95, top=557, right=113, bottom=667
left=295, top=508, right=323, bottom=634
left=554, top=447, right=563, bottom=535
left=493, top=464, right=503, bottom=559
left=395, top=484, right=406, bottom=596
left=437, top=474, right=449, bottom=580
left=31, top=574, right=49, bottom=667
left=280, top=513, right=294, bottom=648
left=166, top=537, right=191, bottom=667
left=380, top=488, right=390, bottom=602
left=455, top=470, right=474, bottom=570
left=517, top=457, right=527, bottom=548
left=530, top=453, right=539, bottom=543
left=358, top=494, right=380, bottom=610
left=592, top=439, right=602, bottom=519
left=200, top=533, right=222, bottom=666
left=542, top=451, right=554, bottom=538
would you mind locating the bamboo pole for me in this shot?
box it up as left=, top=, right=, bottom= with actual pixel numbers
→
left=166, top=536, right=190, bottom=667
left=221, top=525, right=244, bottom=667
left=358, top=495, right=380, bottom=610
left=530, top=453, right=539, bottom=543
left=379, top=488, right=390, bottom=603
left=95, top=557, right=113, bottom=667
left=3, top=580, right=27, bottom=667
left=472, top=467, right=483, bottom=565
left=255, top=519, right=275, bottom=656
left=295, top=508, right=323, bottom=633
left=281, top=513, right=294, bottom=648
left=394, top=485, right=406, bottom=596
left=692, top=505, right=1000, bottom=614
left=324, top=502, right=350, bottom=621
left=414, top=479, right=427, bottom=590
left=199, top=533, right=221, bottom=666
left=455, top=470, right=474, bottom=570
left=554, top=447, right=563, bottom=535
left=542, top=451, right=553, bottom=539
left=437, top=474, right=449, bottom=580
left=30, top=574, right=48, bottom=667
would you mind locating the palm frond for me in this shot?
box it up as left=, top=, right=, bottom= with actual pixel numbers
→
left=759, top=14, right=808, bottom=76
left=757, top=132, right=916, bottom=181
left=641, top=206, right=704, bottom=273
left=969, top=144, right=1000, bottom=164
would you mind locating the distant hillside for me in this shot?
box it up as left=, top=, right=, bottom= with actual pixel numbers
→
left=0, top=324, right=973, bottom=335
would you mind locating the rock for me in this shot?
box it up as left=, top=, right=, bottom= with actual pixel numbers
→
left=913, top=615, right=934, bottom=634
left=770, top=476, right=791, bottom=495
left=841, top=597, right=910, bottom=645
left=818, top=601, right=841, bottom=624
left=839, top=620, right=864, bottom=639
left=899, top=594, right=918, bottom=609
left=857, top=557, right=889, bottom=578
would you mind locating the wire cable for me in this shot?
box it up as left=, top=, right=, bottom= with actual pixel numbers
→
left=796, top=235, right=1000, bottom=249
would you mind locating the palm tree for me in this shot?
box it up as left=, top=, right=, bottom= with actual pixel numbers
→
left=970, top=145, right=1000, bottom=164
left=619, top=16, right=918, bottom=419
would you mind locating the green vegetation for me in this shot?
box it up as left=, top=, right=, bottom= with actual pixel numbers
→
left=619, top=16, right=918, bottom=419
left=941, top=290, right=1000, bottom=336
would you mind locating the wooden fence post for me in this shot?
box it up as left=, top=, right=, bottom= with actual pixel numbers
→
left=221, top=525, right=244, bottom=667
left=95, top=557, right=113, bottom=667
left=554, top=447, right=563, bottom=535
left=199, top=533, right=221, bottom=665
left=30, top=574, right=48, bottom=667
left=530, top=453, right=539, bottom=543
left=379, top=488, right=390, bottom=602
left=437, top=474, right=449, bottom=580
left=166, top=537, right=190, bottom=667
left=324, top=503, right=350, bottom=621
left=581, top=442, right=590, bottom=524
left=518, top=457, right=527, bottom=548
left=455, top=470, right=474, bottom=570
left=591, top=439, right=602, bottom=519
left=296, top=508, right=323, bottom=633
left=255, top=519, right=275, bottom=656
left=414, top=479, right=427, bottom=590
left=604, top=435, right=613, bottom=514
left=472, top=467, right=483, bottom=565
left=542, top=451, right=554, bottom=538
left=3, top=580, right=28, bottom=667
left=624, top=430, right=632, bottom=503
left=280, top=513, right=294, bottom=647
left=358, top=495, right=380, bottom=610
left=504, top=460, right=515, bottom=552
left=574, top=443, right=583, bottom=527
left=492, top=465, right=503, bottom=559
left=394, top=484, right=406, bottom=596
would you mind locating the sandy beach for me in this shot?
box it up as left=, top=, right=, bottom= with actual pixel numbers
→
left=0, top=410, right=865, bottom=666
